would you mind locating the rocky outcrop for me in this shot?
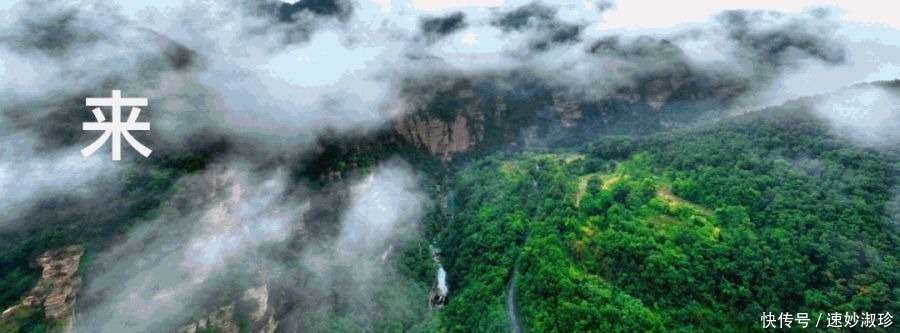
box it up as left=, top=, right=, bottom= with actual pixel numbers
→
left=392, top=72, right=707, bottom=161
left=243, top=272, right=278, bottom=333
left=1, top=245, right=85, bottom=330
left=183, top=306, right=239, bottom=333
left=180, top=268, right=278, bottom=333
left=180, top=299, right=277, bottom=333
left=395, top=113, right=480, bottom=161
left=382, top=67, right=751, bottom=163
left=38, top=247, right=84, bottom=321
left=552, top=92, right=583, bottom=128
left=394, top=79, right=495, bottom=161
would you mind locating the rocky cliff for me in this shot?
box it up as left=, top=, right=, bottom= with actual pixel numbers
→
left=180, top=269, right=277, bottom=333
left=302, top=70, right=745, bottom=183
left=392, top=72, right=734, bottom=161
left=1, top=245, right=85, bottom=331
left=182, top=306, right=240, bottom=333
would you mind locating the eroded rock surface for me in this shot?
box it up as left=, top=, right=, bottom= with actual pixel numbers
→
left=1, top=245, right=85, bottom=331
left=180, top=268, right=278, bottom=333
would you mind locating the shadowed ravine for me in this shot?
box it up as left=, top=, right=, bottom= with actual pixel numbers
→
left=507, top=267, right=522, bottom=333
left=507, top=169, right=542, bottom=333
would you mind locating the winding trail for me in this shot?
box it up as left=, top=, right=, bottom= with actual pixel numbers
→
left=507, top=166, right=541, bottom=333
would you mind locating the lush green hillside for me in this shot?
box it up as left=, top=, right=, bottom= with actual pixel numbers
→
left=3, top=99, right=897, bottom=332
left=438, top=104, right=899, bottom=332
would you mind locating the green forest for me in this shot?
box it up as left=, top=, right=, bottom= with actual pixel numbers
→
left=6, top=1, right=900, bottom=332
left=438, top=104, right=899, bottom=332
left=7, top=98, right=900, bottom=332
left=2, top=101, right=898, bottom=332
left=0, top=100, right=900, bottom=332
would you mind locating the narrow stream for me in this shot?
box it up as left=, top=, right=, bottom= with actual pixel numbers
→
left=430, top=187, right=456, bottom=310
left=437, top=265, right=448, bottom=296
left=430, top=246, right=449, bottom=309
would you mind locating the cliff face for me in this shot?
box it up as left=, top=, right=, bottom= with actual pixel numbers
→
left=305, top=72, right=744, bottom=182
left=552, top=92, right=583, bottom=128
left=36, top=245, right=84, bottom=321
left=183, top=306, right=240, bottom=333
left=180, top=269, right=277, bottom=333
left=395, top=113, right=479, bottom=161
left=392, top=72, right=731, bottom=161
left=243, top=274, right=278, bottom=333
left=1, top=245, right=85, bottom=331
left=393, top=76, right=535, bottom=161
left=393, top=83, right=487, bottom=161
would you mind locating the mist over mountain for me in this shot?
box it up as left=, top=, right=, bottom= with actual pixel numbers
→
left=0, top=1, right=898, bottom=332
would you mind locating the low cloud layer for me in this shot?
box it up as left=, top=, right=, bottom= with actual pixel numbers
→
left=1, top=0, right=894, bottom=165
left=304, top=159, right=424, bottom=273
left=74, top=158, right=424, bottom=332
left=76, top=162, right=305, bottom=332
left=270, top=160, right=426, bottom=331
left=0, top=130, right=114, bottom=230
left=811, top=86, right=900, bottom=146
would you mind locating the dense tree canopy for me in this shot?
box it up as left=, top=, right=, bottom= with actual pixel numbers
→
left=438, top=105, right=898, bottom=332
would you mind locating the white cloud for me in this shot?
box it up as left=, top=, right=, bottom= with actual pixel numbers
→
left=597, top=1, right=900, bottom=31
left=76, top=162, right=306, bottom=333
left=410, top=0, right=505, bottom=12
left=812, top=86, right=900, bottom=146
left=0, top=125, right=116, bottom=230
